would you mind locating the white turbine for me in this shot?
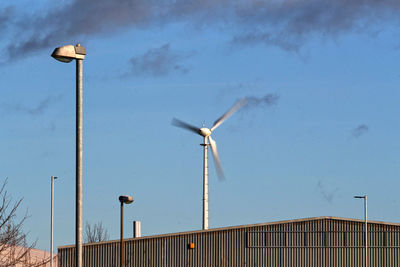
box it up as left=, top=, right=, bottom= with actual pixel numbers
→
left=172, top=99, right=247, bottom=230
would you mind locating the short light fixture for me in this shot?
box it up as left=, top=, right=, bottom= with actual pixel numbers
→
left=119, top=195, right=134, bottom=267
left=119, top=195, right=134, bottom=204
left=354, top=195, right=368, bottom=267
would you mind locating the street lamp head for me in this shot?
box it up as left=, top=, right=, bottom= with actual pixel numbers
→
left=119, top=195, right=134, bottom=204
left=354, top=195, right=366, bottom=199
left=51, top=44, right=86, bottom=63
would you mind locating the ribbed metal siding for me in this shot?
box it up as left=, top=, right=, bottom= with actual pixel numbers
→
left=58, top=218, right=400, bottom=266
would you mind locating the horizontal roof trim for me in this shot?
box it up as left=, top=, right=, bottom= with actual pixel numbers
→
left=58, top=216, right=400, bottom=249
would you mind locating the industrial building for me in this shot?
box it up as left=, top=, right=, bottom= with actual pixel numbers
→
left=58, top=216, right=400, bottom=266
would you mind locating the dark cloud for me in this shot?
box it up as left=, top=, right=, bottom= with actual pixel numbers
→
left=352, top=124, right=369, bottom=138
left=243, top=93, right=279, bottom=109
left=4, top=0, right=400, bottom=59
left=16, top=97, right=53, bottom=116
left=49, top=121, right=56, bottom=132
left=126, top=44, right=192, bottom=77
left=316, top=180, right=338, bottom=204
left=232, top=0, right=400, bottom=51
left=2, top=95, right=62, bottom=117
left=232, top=32, right=301, bottom=52
left=6, top=0, right=155, bottom=60
left=0, top=6, right=13, bottom=31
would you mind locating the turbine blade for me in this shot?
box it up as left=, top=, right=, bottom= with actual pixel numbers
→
left=211, top=98, right=247, bottom=131
left=172, top=118, right=201, bottom=135
left=208, top=136, right=225, bottom=180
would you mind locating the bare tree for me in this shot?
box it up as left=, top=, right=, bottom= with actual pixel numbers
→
left=0, top=179, right=49, bottom=266
left=84, top=222, right=109, bottom=243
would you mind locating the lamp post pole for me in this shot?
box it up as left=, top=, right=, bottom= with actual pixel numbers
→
left=50, top=176, right=57, bottom=267
left=76, top=54, right=83, bottom=267
left=364, top=196, right=368, bottom=267
left=119, top=195, right=134, bottom=267
left=120, top=201, right=124, bottom=267
left=354, top=195, right=367, bottom=267
left=51, top=44, right=86, bottom=267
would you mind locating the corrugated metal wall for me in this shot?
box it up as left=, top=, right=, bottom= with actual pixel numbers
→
left=58, top=218, right=400, bottom=267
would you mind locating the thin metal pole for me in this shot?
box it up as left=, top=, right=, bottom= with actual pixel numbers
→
left=50, top=176, right=56, bottom=267
left=202, top=136, right=209, bottom=230
left=120, top=202, right=124, bottom=267
left=76, top=58, right=83, bottom=267
left=365, top=195, right=368, bottom=267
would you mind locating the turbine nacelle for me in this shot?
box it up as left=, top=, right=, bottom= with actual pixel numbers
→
left=198, top=128, right=211, bottom=137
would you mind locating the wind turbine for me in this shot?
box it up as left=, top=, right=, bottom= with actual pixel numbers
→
left=172, top=99, right=246, bottom=230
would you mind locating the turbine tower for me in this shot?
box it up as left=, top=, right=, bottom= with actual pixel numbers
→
left=172, top=99, right=246, bottom=230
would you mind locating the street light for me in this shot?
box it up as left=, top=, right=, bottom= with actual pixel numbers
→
left=51, top=44, right=86, bottom=62
left=51, top=44, right=86, bottom=267
left=50, top=176, right=57, bottom=267
left=119, top=195, right=134, bottom=267
left=354, top=195, right=367, bottom=267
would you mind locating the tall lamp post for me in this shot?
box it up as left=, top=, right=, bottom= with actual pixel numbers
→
left=119, top=195, right=134, bottom=267
left=354, top=195, right=367, bottom=267
left=51, top=44, right=86, bottom=267
left=50, top=176, right=57, bottom=267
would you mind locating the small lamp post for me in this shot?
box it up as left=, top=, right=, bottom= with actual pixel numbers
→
left=50, top=176, right=57, bottom=267
left=119, top=195, right=134, bottom=267
left=51, top=44, right=86, bottom=267
left=354, top=195, right=367, bottom=267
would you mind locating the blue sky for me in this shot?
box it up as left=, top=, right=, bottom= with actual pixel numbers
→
left=1, top=0, right=400, bottom=251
